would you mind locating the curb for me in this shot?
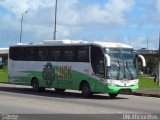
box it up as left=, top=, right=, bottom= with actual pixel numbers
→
left=132, top=92, right=160, bottom=98
left=1, top=82, right=160, bottom=98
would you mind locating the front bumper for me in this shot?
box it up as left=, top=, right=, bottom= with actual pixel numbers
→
left=105, top=85, right=138, bottom=94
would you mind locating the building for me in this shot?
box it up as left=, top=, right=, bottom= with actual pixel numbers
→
left=136, top=49, right=159, bottom=59
left=0, top=48, right=9, bottom=64
left=137, top=49, right=159, bottom=74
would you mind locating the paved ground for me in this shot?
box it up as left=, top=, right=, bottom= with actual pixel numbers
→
left=138, top=88, right=160, bottom=95
left=0, top=83, right=160, bottom=114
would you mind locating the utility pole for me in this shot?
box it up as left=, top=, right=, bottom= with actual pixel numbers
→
left=53, top=0, right=58, bottom=40
left=158, top=32, right=160, bottom=85
left=147, top=36, right=149, bottom=50
left=20, top=11, right=28, bottom=43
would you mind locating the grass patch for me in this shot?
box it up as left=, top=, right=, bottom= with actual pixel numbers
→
left=0, top=68, right=8, bottom=83
left=139, top=75, right=160, bottom=88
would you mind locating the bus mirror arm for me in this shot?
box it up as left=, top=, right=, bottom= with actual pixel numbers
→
left=105, top=54, right=111, bottom=67
left=138, top=54, right=146, bottom=67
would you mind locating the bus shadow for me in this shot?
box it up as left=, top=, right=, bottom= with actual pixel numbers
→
left=0, top=85, right=128, bottom=100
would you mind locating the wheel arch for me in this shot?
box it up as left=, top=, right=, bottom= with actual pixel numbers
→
left=79, top=80, right=90, bottom=90
left=31, top=77, right=38, bottom=86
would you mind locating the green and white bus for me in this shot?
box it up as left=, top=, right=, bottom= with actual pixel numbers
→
left=8, top=40, right=146, bottom=98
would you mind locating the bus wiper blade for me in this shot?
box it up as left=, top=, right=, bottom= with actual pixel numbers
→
left=117, top=59, right=120, bottom=80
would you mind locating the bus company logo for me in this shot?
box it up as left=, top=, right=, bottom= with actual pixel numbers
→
left=42, top=62, right=55, bottom=87
left=56, top=66, right=72, bottom=78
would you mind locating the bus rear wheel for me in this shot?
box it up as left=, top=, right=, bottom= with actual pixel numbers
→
left=32, top=78, right=45, bottom=92
left=81, top=82, right=92, bottom=98
left=109, top=93, right=118, bottom=98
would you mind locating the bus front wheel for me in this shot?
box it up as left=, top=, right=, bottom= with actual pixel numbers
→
left=81, top=82, right=92, bottom=98
left=108, top=93, right=118, bottom=98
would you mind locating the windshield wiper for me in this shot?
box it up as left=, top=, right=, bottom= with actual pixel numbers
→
left=126, top=61, right=134, bottom=80
left=117, top=59, right=120, bottom=80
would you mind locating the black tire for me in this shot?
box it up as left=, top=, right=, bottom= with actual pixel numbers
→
left=32, top=78, right=45, bottom=92
left=55, top=88, right=65, bottom=92
left=81, top=82, right=92, bottom=98
left=39, top=87, right=46, bottom=92
left=109, top=93, right=118, bottom=98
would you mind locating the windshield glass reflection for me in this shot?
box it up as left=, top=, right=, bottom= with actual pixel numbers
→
left=105, top=48, right=137, bottom=80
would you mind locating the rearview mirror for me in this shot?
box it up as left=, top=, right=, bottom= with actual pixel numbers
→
left=138, top=54, right=146, bottom=67
left=105, top=54, right=111, bottom=67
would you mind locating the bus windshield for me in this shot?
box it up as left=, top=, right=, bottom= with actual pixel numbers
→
left=105, top=48, right=137, bottom=80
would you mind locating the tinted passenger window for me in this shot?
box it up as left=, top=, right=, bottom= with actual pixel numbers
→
left=24, top=47, right=36, bottom=61
left=62, top=47, right=75, bottom=62
left=50, top=47, right=61, bottom=61
left=37, top=47, right=48, bottom=61
left=9, top=47, right=24, bottom=60
left=76, top=46, right=89, bottom=62
left=10, top=46, right=90, bottom=62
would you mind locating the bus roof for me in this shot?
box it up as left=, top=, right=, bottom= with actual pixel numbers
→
left=44, top=40, right=133, bottom=48
left=92, top=41, right=132, bottom=48
left=11, top=40, right=133, bottom=49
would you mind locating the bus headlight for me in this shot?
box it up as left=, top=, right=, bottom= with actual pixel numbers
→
left=133, top=83, right=138, bottom=86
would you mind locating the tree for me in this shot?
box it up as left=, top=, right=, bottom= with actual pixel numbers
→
left=145, top=58, right=159, bottom=74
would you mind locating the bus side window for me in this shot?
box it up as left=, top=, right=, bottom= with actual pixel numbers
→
left=62, top=47, right=75, bottom=62
left=9, top=47, right=24, bottom=61
left=9, top=47, right=17, bottom=60
left=37, top=47, right=48, bottom=61
left=24, top=47, right=36, bottom=61
left=76, top=46, right=89, bottom=62
left=49, top=47, right=62, bottom=61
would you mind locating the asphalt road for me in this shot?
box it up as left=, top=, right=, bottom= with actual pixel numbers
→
left=0, top=83, right=160, bottom=115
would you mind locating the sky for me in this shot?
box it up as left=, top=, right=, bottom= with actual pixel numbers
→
left=0, top=0, right=160, bottom=50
